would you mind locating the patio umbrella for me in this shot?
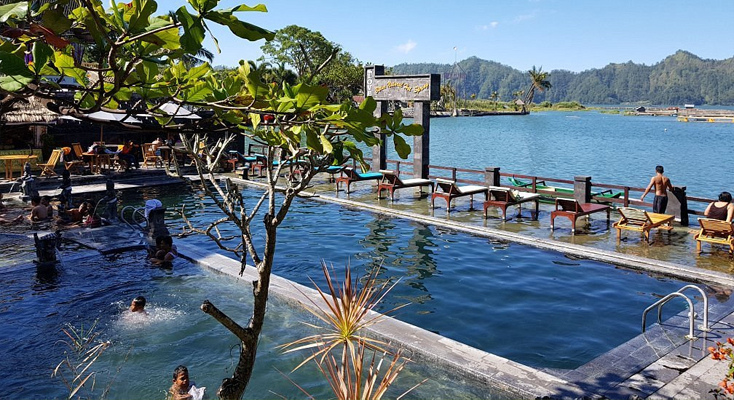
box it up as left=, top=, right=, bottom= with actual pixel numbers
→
left=86, top=111, right=142, bottom=142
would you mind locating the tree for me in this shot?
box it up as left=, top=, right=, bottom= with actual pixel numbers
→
left=524, top=66, right=552, bottom=107
left=0, top=1, right=422, bottom=399
left=260, top=24, right=363, bottom=102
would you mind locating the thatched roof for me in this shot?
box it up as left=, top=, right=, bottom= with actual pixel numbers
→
left=1, top=97, right=60, bottom=125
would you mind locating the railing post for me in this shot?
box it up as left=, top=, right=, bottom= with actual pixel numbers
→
left=623, top=187, right=630, bottom=207
left=395, top=161, right=401, bottom=176
left=485, top=167, right=501, bottom=187
left=531, top=177, right=537, bottom=193
left=574, top=176, right=592, bottom=203
left=451, top=168, right=457, bottom=181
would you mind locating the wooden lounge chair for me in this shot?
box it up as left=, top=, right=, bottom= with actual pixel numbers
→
left=142, top=143, right=163, bottom=168
left=431, top=178, right=488, bottom=211
left=695, top=218, right=734, bottom=255
left=38, top=149, right=61, bottom=177
left=550, top=198, right=610, bottom=234
left=377, top=170, right=434, bottom=200
left=612, top=207, right=674, bottom=243
left=335, top=167, right=383, bottom=193
left=483, top=186, right=541, bottom=221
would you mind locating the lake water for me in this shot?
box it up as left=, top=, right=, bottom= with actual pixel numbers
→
left=380, top=111, right=732, bottom=198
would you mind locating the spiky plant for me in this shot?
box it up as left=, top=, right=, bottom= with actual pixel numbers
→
left=280, top=262, right=424, bottom=400
left=52, top=321, right=110, bottom=400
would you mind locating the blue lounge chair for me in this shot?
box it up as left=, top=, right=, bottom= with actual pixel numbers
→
left=335, top=167, right=383, bottom=193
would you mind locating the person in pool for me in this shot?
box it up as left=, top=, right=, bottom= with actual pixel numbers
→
left=169, top=365, right=202, bottom=400
left=129, top=296, right=147, bottom=313
left=151, top=235, right=178, bottom=265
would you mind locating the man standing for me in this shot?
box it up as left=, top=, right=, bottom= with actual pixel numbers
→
left=640, top=165, right=674, bottom=213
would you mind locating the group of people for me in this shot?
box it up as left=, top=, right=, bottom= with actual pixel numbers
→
left=87, top=140, right=140, bottom=171
left=640, top=165, right=733, bottom=222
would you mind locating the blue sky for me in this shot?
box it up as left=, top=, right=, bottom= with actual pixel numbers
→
left=159, top=0, right=734, bottom=72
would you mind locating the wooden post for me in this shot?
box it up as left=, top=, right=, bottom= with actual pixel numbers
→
left=574, top=176, right=592, bottom=203
left=623, top=187, right=630, bottom=207
left=413, top=101, right=430, bottom=179
left=485, top=167, right=501, bottom=187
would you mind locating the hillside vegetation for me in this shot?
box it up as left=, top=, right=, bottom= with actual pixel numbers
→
left=391, top=51, right=734, bottom=105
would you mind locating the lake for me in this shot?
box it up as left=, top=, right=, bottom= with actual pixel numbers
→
left=377, top=111, right=732, bottom=199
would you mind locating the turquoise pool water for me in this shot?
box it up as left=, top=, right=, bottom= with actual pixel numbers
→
left=119, top=185, right=722, bottom=370
left=0, top=240, right=494, bottom=399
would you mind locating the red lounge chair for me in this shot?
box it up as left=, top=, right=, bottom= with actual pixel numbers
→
left=431, top=178, right=488, bottom=211
left=550, top=198, right=610, bottom=234
left=335, top=167, right=383, bottom=193
left=483, top=186, right=541, bottom=221
left=377, top=170, right=434, bottom=200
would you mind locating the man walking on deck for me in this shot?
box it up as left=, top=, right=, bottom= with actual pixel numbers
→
left=640, top=165, right=674, bottom=213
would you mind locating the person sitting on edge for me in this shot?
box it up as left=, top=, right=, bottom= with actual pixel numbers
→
left=129, top=296, right=147, bottom=313
left=640, top=165, right=674, bottom=214
left=29, top=195, right=48, bottom=221
left=151, top=235, right=178, bottom=264
left=704, top=191, right=734, bottom=222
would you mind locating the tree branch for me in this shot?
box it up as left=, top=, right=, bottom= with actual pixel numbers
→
left=201, top=300, right=250, bottom=341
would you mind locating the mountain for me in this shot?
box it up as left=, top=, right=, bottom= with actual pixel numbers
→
left=390, top=51, right=734, bottom=105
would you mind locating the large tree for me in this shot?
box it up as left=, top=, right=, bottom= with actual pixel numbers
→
left=0, top=1, right=422, bottom=399
left=260, top=24, right=363, bottom=101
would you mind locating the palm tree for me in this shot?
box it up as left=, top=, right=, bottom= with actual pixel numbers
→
left=490, top=91, right=499, bottom=110
left=524, top=66, right=552, bottom=107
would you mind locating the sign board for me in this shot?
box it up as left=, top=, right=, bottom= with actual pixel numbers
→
left=364, top=66, right=440, bottom=102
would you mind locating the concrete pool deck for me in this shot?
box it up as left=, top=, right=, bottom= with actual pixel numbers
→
left=3, top=168, right=734, bottom=399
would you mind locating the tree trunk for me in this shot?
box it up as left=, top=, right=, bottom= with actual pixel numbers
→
left=203, top=216, right=278, bottom=400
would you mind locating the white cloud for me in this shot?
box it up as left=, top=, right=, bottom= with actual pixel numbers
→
left=395, top=39, right=417, bottom=54
left=513, top=11, right=538, bottom=23
left=477, top=21, right=500, bottom=31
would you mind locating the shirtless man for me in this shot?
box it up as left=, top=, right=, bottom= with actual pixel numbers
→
left=640, top=165, right=674, bottom=214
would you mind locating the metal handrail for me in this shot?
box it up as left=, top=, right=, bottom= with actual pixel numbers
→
left=120, top=206, right=146, bottom=231
left=642, top=292, right=696, bottom=340
left=658, top=285, right=710, bottom=332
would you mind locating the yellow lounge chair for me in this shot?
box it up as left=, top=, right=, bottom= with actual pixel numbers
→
left=612, top=207, right=674, bottom=243
left=695, top=218, right=734, bottom=255
left=38, top=149, right=61, bottom=177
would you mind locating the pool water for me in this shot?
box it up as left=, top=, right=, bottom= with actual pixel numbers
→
left=0, top=243, right=493, bottom=399
left=118, top=185, right=719, bottom=370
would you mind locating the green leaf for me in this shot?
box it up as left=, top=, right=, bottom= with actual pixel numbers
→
left=359, top=96, right=376, bottom=114
left=392, top=133, right=411, bottom=159
left=398, top=123, right=424, bottom=136
left=176, top=7, right=204, bottom=53
left=53, top=52, right=86, bottom=84
left=204, top=10, right=274, bottom=42
left=249, top=112, right=261, bottom=130
left=292, top=83, right=328, bottom=111
left=319, top=134, right=333, bottom=154
left=0, top=2, right=27, bottom=24
left=182, top=81, right=212, bottom=102
left=304, top=128, right=322, bottom=152
left=128, top=0, right=157, bottom=33
left=186, top=62, right=210, bottom=81
left=189, top=0, right=218, bottom=13
left=0, top=51, right=34, bottom=91
left=229, top=4, right=268, bottom=12
left=31, top=42, right=54, bottom=74
left=41, top=9, right=72, bottom=34
left=135, top=60, right=159, bottom=83
left=141, top=26, right=180, bottom=50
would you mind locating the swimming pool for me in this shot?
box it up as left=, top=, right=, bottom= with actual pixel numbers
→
left=118, top=185, right=723, bottom=370
left=0, top=238, right=496, bottom=399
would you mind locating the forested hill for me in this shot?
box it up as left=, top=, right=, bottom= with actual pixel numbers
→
left=391, top=51, right=734, bottom=105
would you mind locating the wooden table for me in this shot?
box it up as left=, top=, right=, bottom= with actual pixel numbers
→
left=0, top=154, right=38, bottom=180
left=82, top=152, right=112, bottom=174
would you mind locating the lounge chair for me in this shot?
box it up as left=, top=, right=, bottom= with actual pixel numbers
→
left=612, top=207, right=674, bottom=243
left=142, top=143, right=163, bottom=168
left=377, top=170, right=434, bottom=200
left=483, top=186, right=541, bottom=221
left=63, top=149, right=85, bottom=174
left=695, top=218, right=734, bottom=255
left=431, top=178, right=488, bottom=211
left=550, top=198, right=610, bottom=234
left=335, top=167, right=383, bottom=193
left=38, top=149, right=61, bottom=177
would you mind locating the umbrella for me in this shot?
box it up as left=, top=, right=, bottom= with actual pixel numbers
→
left=86, top=111, right=142, bottom=142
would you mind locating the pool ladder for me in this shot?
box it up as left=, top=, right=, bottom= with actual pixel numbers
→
left=120, top=206, right=147, bottom=232
left=642, top=285, right=710, bottom=340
